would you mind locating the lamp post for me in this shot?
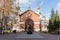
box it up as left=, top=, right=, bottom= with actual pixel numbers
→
left=40, top=14, right=42, bottom=32
left=37, top=5, right=42, bottom=32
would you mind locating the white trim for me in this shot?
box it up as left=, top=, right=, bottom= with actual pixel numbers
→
left=20, top=22, right=40, bottom=24
left=34, top=22, right=40, bottom=24
left=34, top=29, right=40, bottom=32
left=16, top=29, right=40, bottom=32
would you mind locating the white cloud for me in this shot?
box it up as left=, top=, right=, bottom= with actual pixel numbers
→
left=15, top=0, right=35, bottom=5
left=57, top=2, right=60, bottom=12
left=20, top=0, right=29, bottom=4
left=57, top=2, right=60, bottom=7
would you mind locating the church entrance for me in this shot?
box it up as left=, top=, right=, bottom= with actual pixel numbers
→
left=25, top=18, right=34, bottom=32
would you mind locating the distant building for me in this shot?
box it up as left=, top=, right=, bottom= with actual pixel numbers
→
left=41, top=16, right=48, bottom=31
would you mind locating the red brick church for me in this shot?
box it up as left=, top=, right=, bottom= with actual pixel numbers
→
left=20, top=10, right=40, bottom=32
left=19, top=7, right=48, bottom=32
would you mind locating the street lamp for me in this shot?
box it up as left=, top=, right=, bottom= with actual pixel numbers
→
left=37, top=5, right=42, bottom=32
left=40, top=13, right=42, bottom=32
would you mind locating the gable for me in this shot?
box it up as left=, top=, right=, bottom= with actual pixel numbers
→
left=20, top=10, right=40, bottom=22
left=20, top=10, right=40, bottom=16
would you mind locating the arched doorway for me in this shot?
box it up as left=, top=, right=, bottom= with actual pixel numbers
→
left=25, top=18, right=34, bottom=32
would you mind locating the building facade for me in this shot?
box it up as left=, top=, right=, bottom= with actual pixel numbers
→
left=19, top=9, right=48, bottom=32
left=20, top=10, right=40, bottom=32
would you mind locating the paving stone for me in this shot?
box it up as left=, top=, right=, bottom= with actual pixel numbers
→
left=15, top=32, right=44, bottom=38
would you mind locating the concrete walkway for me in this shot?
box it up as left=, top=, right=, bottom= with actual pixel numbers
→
left=15, top=32, right=44, bottom=38
left=15, top=32, right=43, bottom=38
left=0, top=32, right=59, bottom=40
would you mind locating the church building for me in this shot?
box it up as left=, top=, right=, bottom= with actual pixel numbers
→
left=19, top=6, right=48, bottom=32
left=20, top=10, right=40, bottom=32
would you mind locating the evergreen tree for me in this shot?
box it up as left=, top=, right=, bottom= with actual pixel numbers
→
left=48, top=8, right=55, bottom=32
left=54, top=10, right=58, bottom=29
left=48, top=9, right=60, bottom=34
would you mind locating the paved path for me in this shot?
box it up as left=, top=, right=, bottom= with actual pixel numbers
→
left=0, top=32, right=60, bottom=40
left=15, top=32, right=43, bottom=38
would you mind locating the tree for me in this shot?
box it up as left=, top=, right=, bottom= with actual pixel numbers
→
left=54, top=10, right=58, bottom=29
left=48, top=9, right=60, bottom=34
left=48, top=9, right=55, bottom=32
left=1, top=0, right=16, bottom=30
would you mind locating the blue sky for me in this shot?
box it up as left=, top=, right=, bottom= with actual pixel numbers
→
left=15, top=0, right=60, bottom=20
